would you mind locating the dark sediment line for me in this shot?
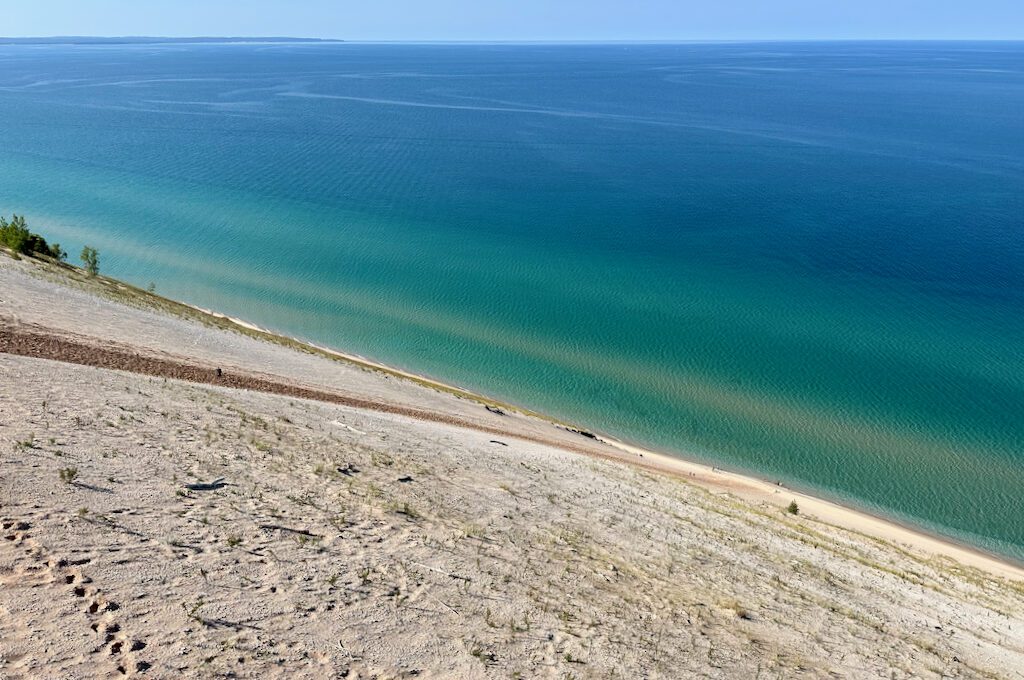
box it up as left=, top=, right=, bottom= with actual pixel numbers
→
left=0, top=320, right=610, bottom=461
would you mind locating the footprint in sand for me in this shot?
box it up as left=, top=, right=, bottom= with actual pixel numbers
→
left=0, top=520, right=55, bottom=587
left=79, top=587, right=151, bottom=675
left=3, top=520, right=31, bottom=544
left=2, top=518, right=153, bottom=675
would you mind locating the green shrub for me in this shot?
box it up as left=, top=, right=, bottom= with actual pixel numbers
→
left=0, top=214, right=30, bottom=253
left=80, top=246, right=100, bottom=276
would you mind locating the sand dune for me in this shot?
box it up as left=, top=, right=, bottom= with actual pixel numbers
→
left=2, top=254, right=1024, bottom=679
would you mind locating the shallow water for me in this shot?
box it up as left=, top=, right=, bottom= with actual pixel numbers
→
left=1, top=41, right=1023, bottom=558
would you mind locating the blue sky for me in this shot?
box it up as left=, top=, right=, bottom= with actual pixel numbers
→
left=4, top=0, right=1023, bottom=40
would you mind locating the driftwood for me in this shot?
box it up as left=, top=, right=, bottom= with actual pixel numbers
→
left=184, top=478, right=227, bottom=491
left=258, top=524, right=322, bottom=539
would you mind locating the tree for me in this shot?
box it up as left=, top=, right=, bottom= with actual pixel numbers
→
left=80, top=246, right=99, bottom=277
left=0, top=214, right=31, bottom=254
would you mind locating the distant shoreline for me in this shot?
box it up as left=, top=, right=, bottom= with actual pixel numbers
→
left=0, top=37, right=344, bottom=46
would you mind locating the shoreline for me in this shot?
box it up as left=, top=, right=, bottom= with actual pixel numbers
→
left=6, top=251, right=1024, bottom=582
left=190, top=301, right=1024, bottom=581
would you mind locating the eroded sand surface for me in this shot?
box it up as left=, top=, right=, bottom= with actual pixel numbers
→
left=2, top=257, right=1024, bottom=679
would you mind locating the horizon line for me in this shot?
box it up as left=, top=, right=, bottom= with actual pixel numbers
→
left=2, top=36, right=1024, bottom=45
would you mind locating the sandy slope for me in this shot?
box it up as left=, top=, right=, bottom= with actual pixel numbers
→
left=2, top=255, right=1024, bottom=679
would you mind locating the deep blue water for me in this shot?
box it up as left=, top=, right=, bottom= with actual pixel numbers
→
left=1, top=42, right=1023, bottom=559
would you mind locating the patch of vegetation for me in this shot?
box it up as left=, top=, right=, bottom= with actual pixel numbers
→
left=59, top=467, right=79, bottom=484
left=250, top=438, right=272, bottom=453
left=510, top=614, right=530, bottom=634
left=787, top=500, right=800, bottom=515
left=0, top=214, right=66, bottom=260
left=484, top=607, right=500, bottom=628
left=390, top=501, right=421, bottom=520
left=295, top=533, right=322, bottom=547
left=80, top=245, right=100, bottom=276
left=463, top=523, right=486, bottom=539
left=469, top=643, right=498, bottom=665
left=182, top=598, right=209, bottom=626
left=370, top=451, right=394, bottom=467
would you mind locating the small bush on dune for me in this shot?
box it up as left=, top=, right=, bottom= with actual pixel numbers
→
left=80, top=246, right=100, bottom=276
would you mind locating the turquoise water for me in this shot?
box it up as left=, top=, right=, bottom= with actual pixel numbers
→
left=1, top=42, right=1023, bottom=559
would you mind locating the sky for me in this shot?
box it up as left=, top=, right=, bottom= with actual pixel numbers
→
left=3, top=0, right=1024, bottom=41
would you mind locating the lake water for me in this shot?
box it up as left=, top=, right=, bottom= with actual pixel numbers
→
left=2, top=41, right=1023, bottom=559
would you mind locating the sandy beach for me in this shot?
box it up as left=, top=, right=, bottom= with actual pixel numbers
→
left=3, top=252, right=1024, bottom=678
